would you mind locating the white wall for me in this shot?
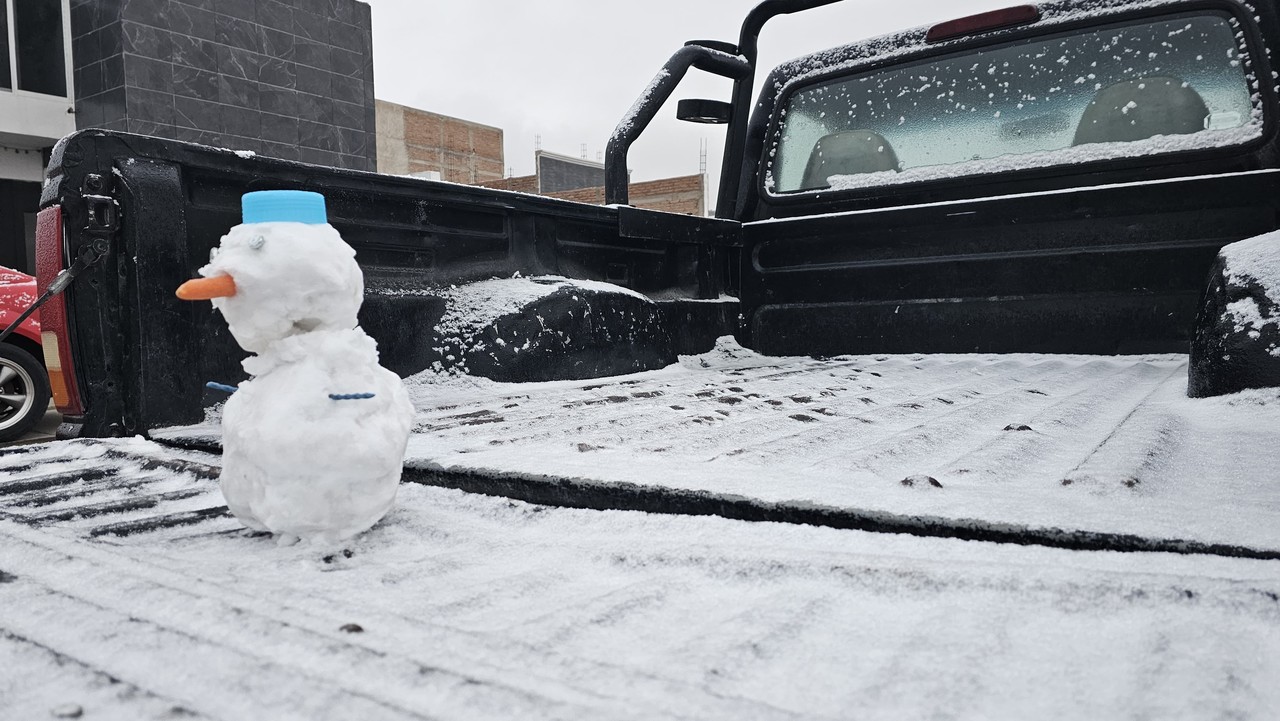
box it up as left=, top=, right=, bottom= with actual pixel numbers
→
left=0, top=147, right=47, bottom=182
left=0, top=93, right=76, bottom=149
left=0, top=0, right=76, bottom=160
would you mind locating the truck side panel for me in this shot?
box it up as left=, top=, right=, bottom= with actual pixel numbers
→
left=41, top=131, right=737, bottom=437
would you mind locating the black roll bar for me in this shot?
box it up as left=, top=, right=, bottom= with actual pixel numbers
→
left=604, top=0, right=846, bottom=211
left=605, top=44, right=750, bottom=205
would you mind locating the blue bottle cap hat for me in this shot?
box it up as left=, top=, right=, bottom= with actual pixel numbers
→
left=241, top=190, right=328, bottom=224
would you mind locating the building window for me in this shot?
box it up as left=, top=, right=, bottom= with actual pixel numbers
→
left=0, top=1, right=10, bottom=90
left=14, top=0, right=66, bottom=97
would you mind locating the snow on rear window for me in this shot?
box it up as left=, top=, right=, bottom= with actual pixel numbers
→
left=769, top=12, right=1261, bottom=194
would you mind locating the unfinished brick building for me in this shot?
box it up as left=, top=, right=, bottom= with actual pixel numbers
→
left=377, top=101, right=706, bottom=216
left=376, top=99, right=504, bottom=184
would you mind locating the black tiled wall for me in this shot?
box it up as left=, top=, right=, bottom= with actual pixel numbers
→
left=70, top=0, right=376, bottom=171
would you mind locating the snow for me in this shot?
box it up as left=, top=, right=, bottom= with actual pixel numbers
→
left=223, top=328, right=413, bottom=542
left=611, top=68, right=670, bottom=143
left=435, top=275, right=648, bottom=340
left=1221, top=230, right=1280, bottom=296
left=384, top=338, right=1280, bottom=552
left=1220, top=231, right=1280, bottom=355
left=195, top=217, right=413, bottom=542
left=1, top=438, right=1278, bottom=719
left=0, top=265, right=38, bottom=323
left=202, top=221, right=364, bottom=353
left=765, top=0, right=1263, bottom=194
left=771, top=0, right=1232, bottom=93
left=608, top=44, right=745, bottom=144
left=755, top=167, right=1280, bottom=224
left=4, top=338, right=1280, bottom=715
left=826, top=126, right=1261, bottom=191
left=162, top=337, right=1280, bottom=553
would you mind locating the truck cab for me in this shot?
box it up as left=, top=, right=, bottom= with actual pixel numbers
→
left=614, top=0, right=1280, bottom=357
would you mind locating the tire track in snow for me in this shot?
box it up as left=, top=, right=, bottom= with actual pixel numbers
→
left=412, top=357, right=892, bottom=450
left=729, top=356, right=1108, bottom=472
left=1058, top=363, right=1192, bottom=486
left=0, top=518, right=803, bottom=720
left=0, top=627, right=212, bottom=720
left=419, top=356, right=1030, bottom=462
left=678, top=358, right=1016, bottom=462
left=928, top=360, right=1186, bottom=486
left=0, top=563, right=443, bottom=720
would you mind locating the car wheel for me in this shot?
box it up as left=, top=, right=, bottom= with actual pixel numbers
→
left=0, top=343, right=51, bottom=442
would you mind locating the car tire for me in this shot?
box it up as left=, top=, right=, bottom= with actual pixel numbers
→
left=0, top=343, right=51, bottom=442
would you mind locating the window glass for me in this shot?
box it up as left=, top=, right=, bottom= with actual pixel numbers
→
left=0, top=0, right=10, bottom=90
left=769, top=13, right=1259, bottom=194
left=15, top=0, right=66, bottom=97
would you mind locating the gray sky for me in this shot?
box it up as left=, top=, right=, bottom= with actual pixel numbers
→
left=363, top=0, right=1010, bottom=190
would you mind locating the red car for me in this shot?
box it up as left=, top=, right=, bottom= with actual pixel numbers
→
left=0, top=267, right=50, bottom=441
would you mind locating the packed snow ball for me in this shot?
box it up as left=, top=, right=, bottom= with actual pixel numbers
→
left=221, top=329, right=414, bottom=543
left=201, top=222, right=364, bottom=353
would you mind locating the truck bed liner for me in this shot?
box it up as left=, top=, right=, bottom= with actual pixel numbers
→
left=149, top=341, right=1280, bottom=554
left=5, top=345, right=1279, bottom=717
left=1, top=439, right=1278, bottom=719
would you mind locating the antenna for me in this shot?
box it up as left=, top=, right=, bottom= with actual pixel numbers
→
left=534, top=134, right=542, bottom=152
left=700, top=138, right=710, bottom=217
left=580, top=143, right=588, bottom=159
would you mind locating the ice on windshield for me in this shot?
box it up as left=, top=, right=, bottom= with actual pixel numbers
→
left=769, top=12, right=1261, bottom=194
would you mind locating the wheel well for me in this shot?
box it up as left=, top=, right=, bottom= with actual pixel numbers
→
left=4, top=335, right=45, bottom=368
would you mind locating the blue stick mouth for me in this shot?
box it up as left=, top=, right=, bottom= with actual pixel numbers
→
left=242, top=190, right=328, bottom=224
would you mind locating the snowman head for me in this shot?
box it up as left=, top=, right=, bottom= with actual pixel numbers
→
left=176, top=190, right=364, bottom=353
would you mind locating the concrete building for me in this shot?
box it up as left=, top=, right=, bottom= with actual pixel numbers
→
left=0, top=0, right=77, bottom=273
left=375, top=99, right=503, bottom=184
left=70, top=0, right=377, bottom=170
left=532, top=150, right=606, bottom=193
left=0, top=0, right=379, bottom=272
left=0, top=0, right=701, bottom=275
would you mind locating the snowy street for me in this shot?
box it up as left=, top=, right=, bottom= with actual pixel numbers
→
left=3, top=342, right=1279, bottom=718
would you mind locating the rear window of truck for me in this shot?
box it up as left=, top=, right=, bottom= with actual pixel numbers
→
left=768, top=12, right=1261, bottom=194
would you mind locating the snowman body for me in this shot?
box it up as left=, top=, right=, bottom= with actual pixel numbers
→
left=220, top=328, right=413, bottom=541
left=183, top=192, right=414, bottom=542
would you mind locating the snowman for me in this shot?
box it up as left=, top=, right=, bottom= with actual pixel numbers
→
left=177, top=190, right=414, bottom=544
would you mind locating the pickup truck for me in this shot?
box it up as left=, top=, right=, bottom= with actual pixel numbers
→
left=3, top=0, right=1280, bottom=718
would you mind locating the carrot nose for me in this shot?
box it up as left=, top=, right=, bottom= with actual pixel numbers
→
left=176, top=274, right=238, bottom=300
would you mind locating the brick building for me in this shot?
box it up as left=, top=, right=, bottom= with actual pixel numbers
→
left=546, top=174, right=707, bottom=216
left=480, top=167, right=707, bottom=217
left=374, top=104, right=705, bottom=216
left=375, top=100, right=503, bottom=184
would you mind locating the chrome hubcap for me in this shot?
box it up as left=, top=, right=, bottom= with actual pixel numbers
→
left=0, top=359, right=35, bottom=431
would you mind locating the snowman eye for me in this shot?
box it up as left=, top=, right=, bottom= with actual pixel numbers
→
left=248, top=236, right=266, bottom=250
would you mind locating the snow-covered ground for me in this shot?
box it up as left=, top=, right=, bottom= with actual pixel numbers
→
left=4, top=340, right=1280, bottom=718
left=394, top=338, right=1280, bottom=552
